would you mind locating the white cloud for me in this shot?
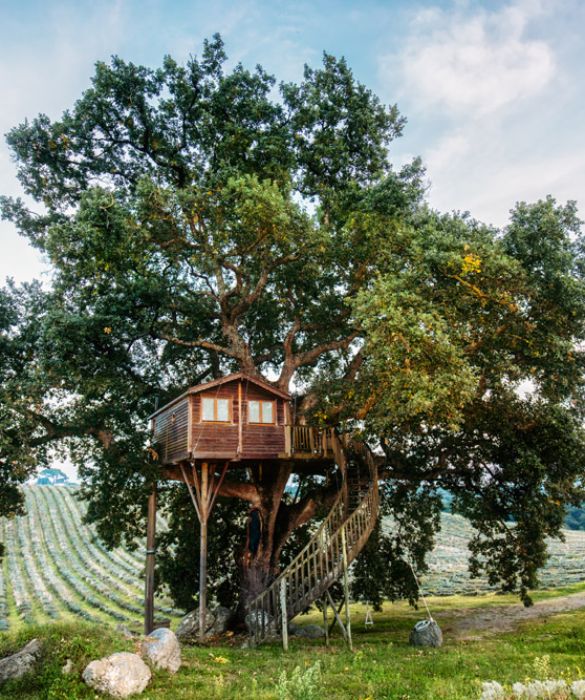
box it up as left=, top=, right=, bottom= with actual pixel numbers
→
left=386, top=1, right=555, bottom=116
left=380, top=0, right=585, bottom=227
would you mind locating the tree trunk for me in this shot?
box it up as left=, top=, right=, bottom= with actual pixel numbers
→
left=235, top=461, right=292, bottom=617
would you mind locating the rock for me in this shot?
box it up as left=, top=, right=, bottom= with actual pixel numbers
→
left=62, top=658, right=74, bottom=674
left=0, top=639, right=43, bottom=685
left=245, top=609, right=275, bottom=637
left=141, top=628, right=181, bottom=673
left=409, top=619, right=443, bottom=648
left=289, top=623, right=325, bottom=639
left=176, top=606, right=232, bottom=641
left=82, top=652, right=151, bottom=698
left=116, top=624, right=137, bottom=640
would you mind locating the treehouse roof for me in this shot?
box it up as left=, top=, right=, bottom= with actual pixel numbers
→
left=148, top=372, right=291, bottom=420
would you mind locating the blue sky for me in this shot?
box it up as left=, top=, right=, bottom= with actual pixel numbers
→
left=1, top=0, right=585, bottom=288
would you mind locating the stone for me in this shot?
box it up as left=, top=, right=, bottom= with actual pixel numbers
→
left=0, top=638, right=43, bottom=685
left=141, top=628, right=181, bottom=673
left=82, top=652, right=151, bottom=698
left=62, top=658, right=74, bottom=674
left=176, top=606, right=232, bottom=641
left=409, top=619, right=443, bottom=648
left=116, top=624, right=137, bottom=640
left=245, top=609, right=275, bottom=637
left=288, top=623, right=325, bottom=639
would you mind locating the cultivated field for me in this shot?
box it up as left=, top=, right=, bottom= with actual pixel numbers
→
left=0, top=486, right=180, bottom=631
left=2, top=486, right=585, bottom=631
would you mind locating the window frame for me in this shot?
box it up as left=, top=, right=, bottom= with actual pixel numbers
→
left=247, top=399, right=277, bottom=425
left=200, top=395, right=232, bottom=423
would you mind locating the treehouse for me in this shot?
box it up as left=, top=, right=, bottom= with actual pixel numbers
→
left=143, top=373, right=378, bottom=649
left=149, top=372, right=335, bottom=466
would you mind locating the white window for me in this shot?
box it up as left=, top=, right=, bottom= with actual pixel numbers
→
left=201, top=396, right=230, bottom=422
left=248, top=400, right=275, bottom=424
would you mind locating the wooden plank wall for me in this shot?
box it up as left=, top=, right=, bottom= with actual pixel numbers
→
left=191, top=385, right=239, bottom=455
left=241, top=383, right=285, bottom=458
left=153, top=398, right=189, bottom=462
left=191, top=381, right=286, bottom=459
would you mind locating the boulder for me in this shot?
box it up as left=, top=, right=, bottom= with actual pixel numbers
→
left=82, top=652, right=151, bottom=698
left=0, top=638, right=43, bottom=685
left=176, top=606, right=232, bottom=642
left=141, top=628, right=181, bottom=673
left=409, top=619, right=443, bottom=648
left=245, top=609, right=275, bottom=637
left=289, top=623, right=325, bottom=639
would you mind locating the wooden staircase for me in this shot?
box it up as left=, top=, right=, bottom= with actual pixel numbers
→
left=247, top=433, right=379, bottom=645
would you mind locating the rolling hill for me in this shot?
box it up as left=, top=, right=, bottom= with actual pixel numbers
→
left=2, top=486, right=585, bottom=631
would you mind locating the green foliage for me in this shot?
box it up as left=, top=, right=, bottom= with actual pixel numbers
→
left=276, top=661, right=322, bottom=700
left=1, top=36, right=584, bottom=612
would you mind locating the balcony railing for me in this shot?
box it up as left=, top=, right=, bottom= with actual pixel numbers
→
left=283, top=425, right=335, bottom=457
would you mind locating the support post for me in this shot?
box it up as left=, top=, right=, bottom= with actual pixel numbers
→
left=144, top=484, right=157, bottom=635
left=341, top=526, right=353, bottom=651
left=199, top=462, right=209, bottom=643
left=322, top=595, right=329, bottom=647
left=179, top=460, right=229, bottom=644
left=280, top=578, right=288, bottom=652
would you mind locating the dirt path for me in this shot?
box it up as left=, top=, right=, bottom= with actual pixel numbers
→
left=435, top=592, right=585, bottom=640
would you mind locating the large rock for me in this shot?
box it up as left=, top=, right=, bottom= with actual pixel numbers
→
left=141, top=628, right=181, bottom=673
left=245, top=609, right=276, bottom=637
left=409, top=619, right=443, bottom=648
left=0, top=639, right=42, bottom=685
left=176, top=606, right=232, bottom=641
left=288, top=623, right=325, bottom=639
left=82, top=652, right=151, bottom=698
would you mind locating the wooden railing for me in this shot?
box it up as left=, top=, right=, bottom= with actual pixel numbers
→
left=283, top=425, right=335, bottom=456
left=248, top=433, right=379, bottom=645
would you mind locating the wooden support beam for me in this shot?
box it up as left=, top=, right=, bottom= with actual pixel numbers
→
left=341, top=526, right=353, bottom=651
left=322, top=595, right=329, bottom=647
left=144, top=484, right=157, bottom=635
left=178, top=461, right=230, bottom=644
left=199, top=462, right=209, bottom=643
left=326, top=590, right=348, bottom=642
left=280, top=579, right=288, bottom=652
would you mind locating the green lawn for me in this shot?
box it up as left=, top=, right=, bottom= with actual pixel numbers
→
left=2, top=594, right=585, bottom=699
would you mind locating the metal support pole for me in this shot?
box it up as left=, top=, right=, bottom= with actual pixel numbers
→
left=280, top=578, right=288, bottom=652
left=144, top=484, right=157, bottom=635
left=341, top=526, right=353, bottom=651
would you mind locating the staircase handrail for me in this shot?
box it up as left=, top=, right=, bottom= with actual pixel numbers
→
left=248, top=433, right=378, bottom=644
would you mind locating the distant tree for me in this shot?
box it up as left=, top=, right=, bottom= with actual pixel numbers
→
left=2, top=36, right=584, bottom=608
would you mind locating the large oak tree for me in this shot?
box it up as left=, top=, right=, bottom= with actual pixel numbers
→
left=2, top=36, right=585, bottom=609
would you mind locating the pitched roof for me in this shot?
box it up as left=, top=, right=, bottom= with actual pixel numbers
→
left=148, top=372, right=290, bottom=419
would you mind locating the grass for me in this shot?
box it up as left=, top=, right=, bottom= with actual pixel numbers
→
left=3, top=593, right=585, bottom=699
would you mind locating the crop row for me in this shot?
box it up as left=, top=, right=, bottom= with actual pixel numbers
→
left=0, top=522, right=9, bottom=630
left=47, top=487, right=179, bottom=616
left=26, top=487, right=134, bottom=622
left=0, top=485, right=183, bottom=630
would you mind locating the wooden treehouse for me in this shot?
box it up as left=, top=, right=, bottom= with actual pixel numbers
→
left=144, top=372, right=379, bottom=648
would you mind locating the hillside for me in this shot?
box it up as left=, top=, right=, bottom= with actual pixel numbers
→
left=2, top=487, right=585, bottom=631
left=0, top=486, right=181, bottom=631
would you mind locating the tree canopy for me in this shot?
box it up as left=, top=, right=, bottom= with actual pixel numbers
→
left=2, top=35, right=585, bottom=608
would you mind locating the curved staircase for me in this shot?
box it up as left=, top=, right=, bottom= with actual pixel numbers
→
left=248, top=433, right=379, bottom=645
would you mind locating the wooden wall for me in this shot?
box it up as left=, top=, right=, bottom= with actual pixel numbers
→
left=153, top=379, right=288, bottom=464
left=191, top=380, right=286, bottom=460
left=240, top=382, right=285, bottom=458
left=152, top=398, right=189, bottom=463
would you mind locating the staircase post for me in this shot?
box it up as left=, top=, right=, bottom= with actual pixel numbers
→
left=280, top=578, right=289, bottom=651
left=322, top=595, right=329, bottom=647
left=341, top=526, right=353, bottom=651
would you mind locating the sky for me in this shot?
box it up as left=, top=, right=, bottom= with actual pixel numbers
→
left=1, top=0, right=584, bottom=478
left=2, top=0, right=585, bottom=285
